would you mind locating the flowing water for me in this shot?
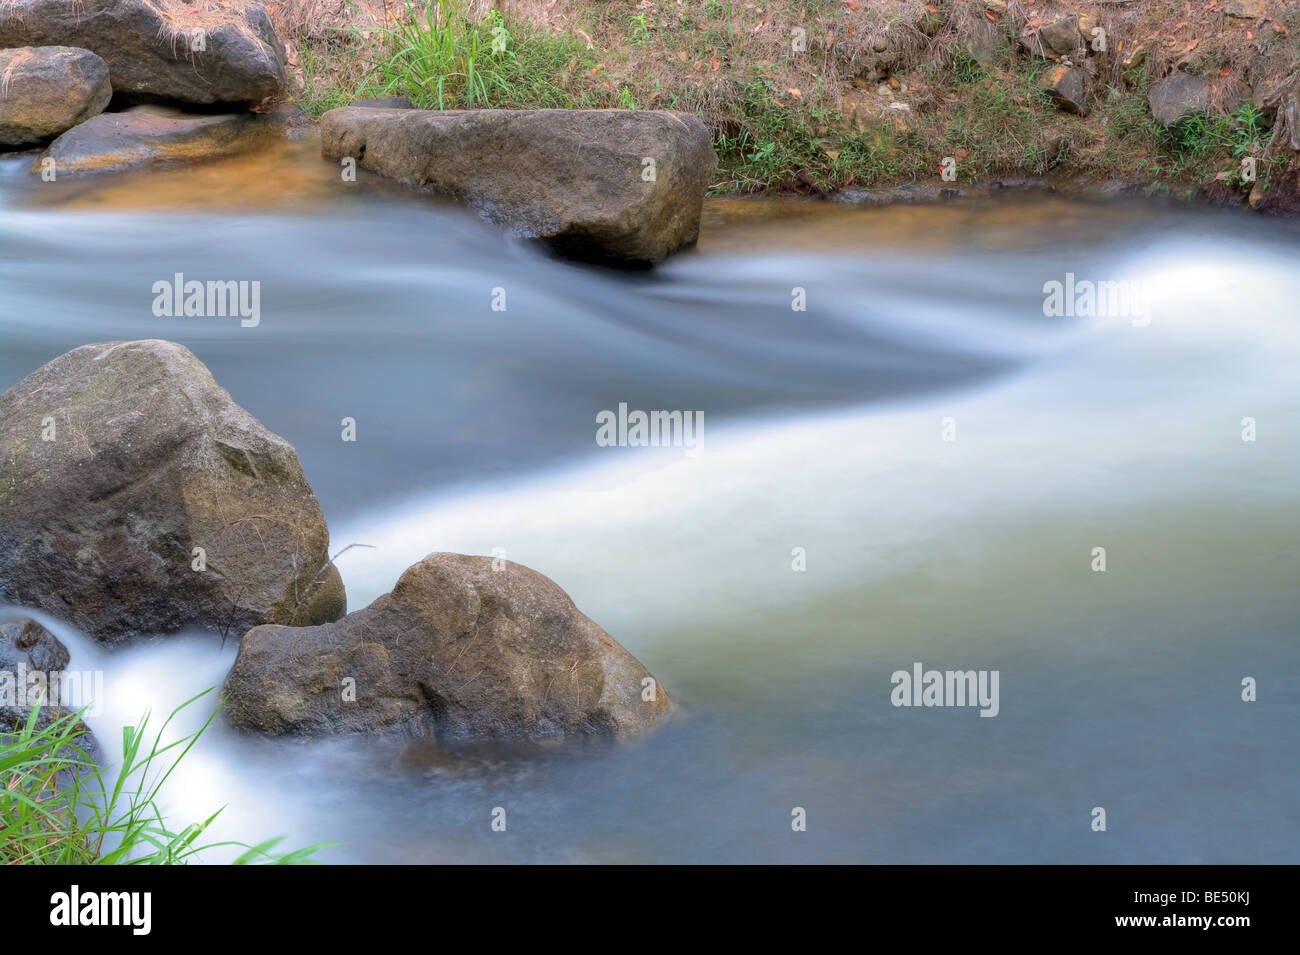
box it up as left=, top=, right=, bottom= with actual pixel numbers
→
left=1, top=137, right=1297, bottom=863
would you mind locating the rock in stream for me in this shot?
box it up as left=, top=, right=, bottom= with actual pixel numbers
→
left=225, top=552, right=671, bottom=744
left=0, top=340, right=346, bottom=645
left=319, top=106, right=718, bottom=266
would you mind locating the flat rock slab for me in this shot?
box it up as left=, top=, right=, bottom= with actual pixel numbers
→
left=0, top=0, right=286, bottom=104
left=320, top=107, right=718, bottom=266
left=225, top=553, right=672, bottom=744
left=0, top=46, right=112, bottom=145
left=0, top=340, right=345, bottom=645
left=37, top=105, right=261, bottom=175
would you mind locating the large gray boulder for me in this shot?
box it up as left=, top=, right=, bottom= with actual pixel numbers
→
left=0, top=46, right=111, bottom=145
left=0, top=341, right=345, bottom=645
left=319, top=107, right=718, bottom=266
left=1149, top=73, right=1211, bottom=127
left=37, top=104, right=258, bottom=176
left=224, top=553, right=672, bottom=743
left=0, top=0, right=286, bottom=104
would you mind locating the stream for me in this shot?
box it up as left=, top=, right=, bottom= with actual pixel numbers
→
left=1, top=136, right=1297, bottom=863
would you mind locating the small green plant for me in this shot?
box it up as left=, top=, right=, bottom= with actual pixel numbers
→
left=1227, top=103, right=1268, bottom=157
left=350, top=2, right=597, bottom=111
left=369, top=0, right=513, bottom=109
left=626, top=12, right=652, bottom=47
left=951, top=47, right=988, bottom=85
left=1166, top=103, right=1266, bottom=159
left=748, top=139, right=777, bottom=167
left=0, top=690, right=331, bottom=865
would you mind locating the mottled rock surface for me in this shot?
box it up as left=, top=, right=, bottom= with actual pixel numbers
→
left=320, top=106, right=717, bottom=266
left=225, top=553, right=670, bottom=744
left=0, top=46, right=111, bottom=145
left=0, top=340, right=345, bottom=644
left=37, top=105, right=260, bottom=175
left=0, top=0, right=286, bottom=104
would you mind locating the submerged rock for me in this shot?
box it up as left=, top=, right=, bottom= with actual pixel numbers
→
left=0, top=619, right=69, bottom=678
left=0, top=46, right=112, bottom=145
left=0, top=340, right=345, bottom=645
left=319, top=106, right=717, bottom=266
left=0, top=617, right=100, bottom=772
left=0, top=0, right=286, bottom=104
left=36, top=104, right=260, bottom=175
left=1149, top=73, right=1211, bottom=127
left=224, top=553, right=671, bottom=743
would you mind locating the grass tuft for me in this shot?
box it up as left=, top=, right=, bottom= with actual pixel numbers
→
left=0, top=689, right=332, bottom=865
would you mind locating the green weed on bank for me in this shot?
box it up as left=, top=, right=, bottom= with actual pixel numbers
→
left=294, top=0, right=599, bottom=115
left=0, top=689, right=330, bottom=864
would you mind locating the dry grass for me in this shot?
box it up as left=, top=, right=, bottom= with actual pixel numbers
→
left=0, top=47, right=34, bottom=97
left=227, top=0, right=1300, bottom=196
left=146, top=0, right=262, bottom=32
